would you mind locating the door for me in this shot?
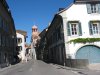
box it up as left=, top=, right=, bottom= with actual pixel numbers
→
left=76, top=45, right=100, bottom=63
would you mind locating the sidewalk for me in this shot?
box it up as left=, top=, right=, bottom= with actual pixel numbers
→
left=50, top=63, right=89, bottom=72
left=88, top=63, right=100, bottom=71
left=0, top=61, right=27, bottom=72
left=49, top=63, right=100, bottom=75
left=50, top=63, right=100, bottom=71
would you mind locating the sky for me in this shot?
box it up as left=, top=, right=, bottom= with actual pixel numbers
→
left=7, top=0, right=73, bottom=44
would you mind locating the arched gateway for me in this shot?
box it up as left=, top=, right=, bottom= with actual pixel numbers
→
left=76, top=45, right=100, bottom=63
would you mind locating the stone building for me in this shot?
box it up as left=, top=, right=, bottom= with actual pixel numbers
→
left=0, top=0, right=17, bottom=68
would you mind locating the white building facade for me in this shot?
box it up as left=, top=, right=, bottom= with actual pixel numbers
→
left=59, top=0, right=100, bottom=63
left=16, top=30, right=27, bottom=62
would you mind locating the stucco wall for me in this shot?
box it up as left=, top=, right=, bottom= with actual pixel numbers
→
left=59, top=4, right=100, bottom=58
left=16, top=33, right=26, bottom=60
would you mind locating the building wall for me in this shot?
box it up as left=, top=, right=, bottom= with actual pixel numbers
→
left=60, top=3, right=100, bottom=59
left=16, top=33, right=26, bottom=61
left=0, top=0, right=17, bottom=68
left=37, top=29, right=46, bottom=60
left=45, top=15, right=66, bottom=65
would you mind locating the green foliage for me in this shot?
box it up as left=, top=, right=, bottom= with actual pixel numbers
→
left=68, top=38, right=100, bottom=44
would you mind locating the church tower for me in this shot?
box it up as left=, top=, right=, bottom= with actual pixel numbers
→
left=31, top=25, right=40, bottom=47
left=31, top=25, right=40, bottom=60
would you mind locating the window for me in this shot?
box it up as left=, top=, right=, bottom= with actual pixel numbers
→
left=3, top=20, right=7, bottom=31
left=92, top=23, right=98, bottom=34
left=3, top=36, right=5, bottom=46
left=32, top=29, right=37, bottom=32
left=91, top=4, right=97, bottom=13
left=87, top=4, right=100, bottom=14
left=5, top=22, right=8, bottom=32
left=0, top=34, right=1, bottom=46
left=2, top=20, right=5, bottom=29
left=67, top=21, right=82, bottom=36
left=6, top=23, right=9, bottom=32
left=17, top=38, right=22, bottom=44
left=89, top=21, right=100, bottom=35
left=6, top=37, right=8, bottom=47
left=0, top=52, right=2, bottom=64
left=71, top=23, right=78, bottom=35
left=0, top=16, right=2, bottom=27
left=18, top=46, right=22, bottom=51
left=2, top=35, right=5, bottom=47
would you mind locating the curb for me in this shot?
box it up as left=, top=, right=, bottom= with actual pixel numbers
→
left=50, top=63, right=89, bottom=71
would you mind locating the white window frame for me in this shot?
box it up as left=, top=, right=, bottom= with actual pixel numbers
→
left=91, top=4, right=97, bottom=13
left=70, top=23, right=79, bottom=36
left=17, top=38, right=22, bottom=44
left=91, top=22, right=100, bottom=35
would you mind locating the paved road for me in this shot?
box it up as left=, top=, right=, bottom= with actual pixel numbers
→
left=0, top=60, right=100, bottom=75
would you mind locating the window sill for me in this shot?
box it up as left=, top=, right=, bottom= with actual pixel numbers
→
left=89, top=13, right=100, bottom=15
left=68, top=35, right=80, bottom=38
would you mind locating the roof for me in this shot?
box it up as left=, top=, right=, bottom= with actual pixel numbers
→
left=57, top=0, right=100, bottom=14
left=57, top=3, right=73, bottom=14
left=16, top=30, right=27, bottom=37
left=0, top=0, right=9, bottom=9
left=74, top=0, right=100, bottom=3
left=32, top=25, right=38, bottom=29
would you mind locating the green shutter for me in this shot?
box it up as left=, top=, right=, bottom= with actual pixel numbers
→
left=78, top=22, right=82, bottom=36
left=98, top=4, right=100, bottom=13
left=87, top=4, right=91, bottom=14
left=67, top=22, right=71, bottom=36
left=89, top=22, right=93, bottom=35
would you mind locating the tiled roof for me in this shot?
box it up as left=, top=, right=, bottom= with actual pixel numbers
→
left=16, top=30, right=27, bottom=37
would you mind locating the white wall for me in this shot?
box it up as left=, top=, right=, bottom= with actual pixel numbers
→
left=59, top=4, right=100, bottom=59
left=16, top=33, right=26, bottom=61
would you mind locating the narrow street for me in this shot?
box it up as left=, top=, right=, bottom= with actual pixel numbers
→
left=0, top=60, right=100, bottom=75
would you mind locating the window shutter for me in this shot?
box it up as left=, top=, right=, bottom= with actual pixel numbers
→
left=89, top=22, right=93, bottom=35
left=87, top=4, right=91, bottom=14
left=0, top=16, right=2, bottom=27
left=67, top=22, right=71, bottom=36
left=78, top=22, right=82, bottom=36
left=98, top=4, right=100, bottom=13
left=99, top=22, right=100, bottom=34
